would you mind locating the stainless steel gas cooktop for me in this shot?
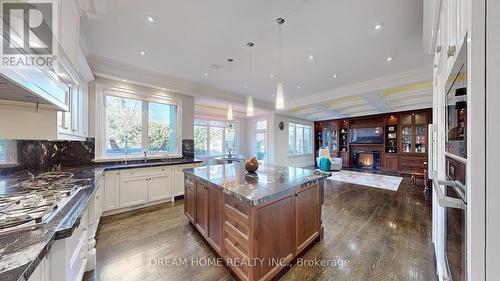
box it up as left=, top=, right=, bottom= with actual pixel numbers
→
left=0, top=172, right=87, bottom=234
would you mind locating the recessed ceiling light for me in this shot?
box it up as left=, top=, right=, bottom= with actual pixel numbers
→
left=244, top=85, right=248, bottom=89
left=270, top=74, right=274, bottom=78
left=386, top=56, right=394, bottom=62
left=332, top=74, right=338, bottom=78
left=204, top=72, right=208, bottom=76
left=122, top=79, right=127, bottom=82
left=308, top=55, right=315, bottom=61
left=145, top=15, right=154, bottom=23
left=373, top=23, right=384, bottom=30
left=139, top=50, right=146, bottom=55
left=297, top=86, right=302, bottom=89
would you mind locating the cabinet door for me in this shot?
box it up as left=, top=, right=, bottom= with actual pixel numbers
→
left=195, top=181, right=208, bottom=236
left=59, top=0, right=80, bottom=67
left=174, top=165, right=187, bottom=198
left=119, top=177, right=148, bottom=207
left=185, top=184, right=196, bottom=223
left=103, top=171, right=120, bottom=211
left=295, top=184, right=320, bottom=253
left=207, top=184, right=223, bottom=253
left=71, top=83, right=80, bottom=135
left=148, top=174, right=172, bottom=202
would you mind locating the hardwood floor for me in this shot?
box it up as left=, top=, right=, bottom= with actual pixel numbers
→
left=84, top=177, right=436, bottom=281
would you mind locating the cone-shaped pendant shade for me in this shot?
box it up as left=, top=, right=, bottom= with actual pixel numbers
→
left=227, top=104, right=234, bottom=120
left=246, top=96, right=254, bottom=117
left=275, top=83, right=284, bottom=110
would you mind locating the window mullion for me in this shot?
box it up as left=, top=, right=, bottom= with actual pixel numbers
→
left=142, top=101, right=149, bottom=153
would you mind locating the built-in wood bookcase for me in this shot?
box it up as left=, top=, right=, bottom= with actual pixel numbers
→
left=314, top=108, right=431, bottom=175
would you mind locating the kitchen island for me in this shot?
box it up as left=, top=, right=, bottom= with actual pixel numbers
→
left=183, top=164, right=330, bottom=281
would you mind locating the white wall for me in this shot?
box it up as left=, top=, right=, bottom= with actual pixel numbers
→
left=486, top=0, right=499, bottom=278
left=273, top=114, right=314, bottom=167
left=244, top=113, right=313, bottom=167
left=0, top=101, right=58, bottom=140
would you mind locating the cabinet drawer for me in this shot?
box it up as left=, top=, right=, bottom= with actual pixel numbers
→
left=120, top=166, right=171, bottom=179
left=224, top=208, right=249, bottom=238
left=224, top=237, right=250, bottom=281
left=224, top=194, right=249, bottom=218
left=224, top=223, right=249, bottom=255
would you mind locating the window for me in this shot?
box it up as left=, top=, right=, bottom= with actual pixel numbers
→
left=289, top=122, right=312, bottom=155
left=148, top=102, right=177, bottom=154
left=194, top=119, right=238, bottom=157
left=103, top=92, right=179, bottom=157
left=105, top=95, right=142, bottom=155
left=0, top=140, right=5, bottom=161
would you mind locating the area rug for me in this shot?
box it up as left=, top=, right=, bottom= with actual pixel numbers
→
left=328, top=170, right=403, bottom=191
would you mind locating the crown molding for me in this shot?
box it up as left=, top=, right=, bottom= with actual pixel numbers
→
left=88, top=56, right=275, bottom=111
left=286, top=66, right=432, bottom=109
left=76, top=0, right=100, bottom=18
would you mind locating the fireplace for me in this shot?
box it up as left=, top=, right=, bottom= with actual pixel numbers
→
left=352, top=150, right=380, bottom=170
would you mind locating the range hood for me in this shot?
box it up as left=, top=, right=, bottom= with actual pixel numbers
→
left=0, top=14, right=78, bottom=112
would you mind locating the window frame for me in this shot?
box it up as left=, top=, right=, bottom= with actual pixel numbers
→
left=288, top=122, right=313, bottom=156
left=194, top=119, right=238, bottom=158
left=97, top=88, right=182, bottom=160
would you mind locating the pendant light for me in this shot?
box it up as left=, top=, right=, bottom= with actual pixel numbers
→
left=225, top=58, right=238, bottom=130
left=275, top=17, right=285, bottom=110
left=246, top=42, right=255, bottom=117
left=227, top=103, right=234, bottom=121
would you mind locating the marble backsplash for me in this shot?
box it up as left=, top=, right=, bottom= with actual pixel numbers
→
left=1, top=138, right=196, bottom=173
left=16, top=139, right=96, bottom=171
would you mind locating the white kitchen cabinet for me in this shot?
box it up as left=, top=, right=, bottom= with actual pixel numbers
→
left=103, top=171, right=120, bottom=211
left=119, top=176, right=149, bottom=207
left=50, top=210, right=88, bottom=281
left=148, top=167, right=172, bottom=202
left=173, top=163, right=201, bottom=201
left=59, top=0, right=80, bottom=67
left=27, top=256, right=50, bottom=281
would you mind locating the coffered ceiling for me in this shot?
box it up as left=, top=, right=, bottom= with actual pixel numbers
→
left=82, top=0, right=432, bottom=120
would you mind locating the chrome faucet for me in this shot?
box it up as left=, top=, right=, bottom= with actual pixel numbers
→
left=144, top=151, right=147, bottom=163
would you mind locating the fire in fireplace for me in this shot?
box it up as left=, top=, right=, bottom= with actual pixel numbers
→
left=352, top=150, right=380, bottom=170
left=358, top=153, right=374, bottom=167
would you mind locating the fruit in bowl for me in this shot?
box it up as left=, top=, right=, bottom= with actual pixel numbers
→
left=245, top=157, right=259, bottom=173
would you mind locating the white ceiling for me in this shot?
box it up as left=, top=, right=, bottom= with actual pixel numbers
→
left=82, top=0, right=432, bottom=108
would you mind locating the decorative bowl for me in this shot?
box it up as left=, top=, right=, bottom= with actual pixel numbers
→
left=245, top=160, right=259, bottom=173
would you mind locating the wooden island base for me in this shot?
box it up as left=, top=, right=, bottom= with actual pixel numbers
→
left=184, top=173, right=325, bottom=281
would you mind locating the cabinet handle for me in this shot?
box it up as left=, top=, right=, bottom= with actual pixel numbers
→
left=234, top=223, right=239, bottom=229
left=295, top=193, right=298, bottom=197
left=447, top=46, right=456, bottom=58
left=234, top=242, right=239, bottom=247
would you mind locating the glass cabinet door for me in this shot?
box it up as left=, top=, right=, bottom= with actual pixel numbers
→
left=415, top=125, right=427, bottom=153
left=401, top=126, right=412, bottom=153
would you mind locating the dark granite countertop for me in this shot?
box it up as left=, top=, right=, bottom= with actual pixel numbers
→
left=184, top=163, right=330, bottom=206
left=0, top=158, right=201, bottom=281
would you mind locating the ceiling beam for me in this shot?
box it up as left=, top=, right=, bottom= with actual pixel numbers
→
left=310, top=104, right=347, bottom=119
left=360, top=92, right=392, bottom=112
left=286, top=66, right=432, bottom=110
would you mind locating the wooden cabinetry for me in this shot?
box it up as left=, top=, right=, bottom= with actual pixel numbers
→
left=184, top=176, right=196, bottom=223
left=295, top=184, right=320, bottom=253
left=382, top=153, right=399, bottom=172
left=207, top=184, right=223, bottom=253
left=186, top=175, right=323, bottom=281
left=340, top=151, right=350, bottom=168
left=195, top=181, right=208, bottom=237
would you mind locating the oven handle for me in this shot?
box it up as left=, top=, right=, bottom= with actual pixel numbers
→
left=432, top=179, right=466, bottom=210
